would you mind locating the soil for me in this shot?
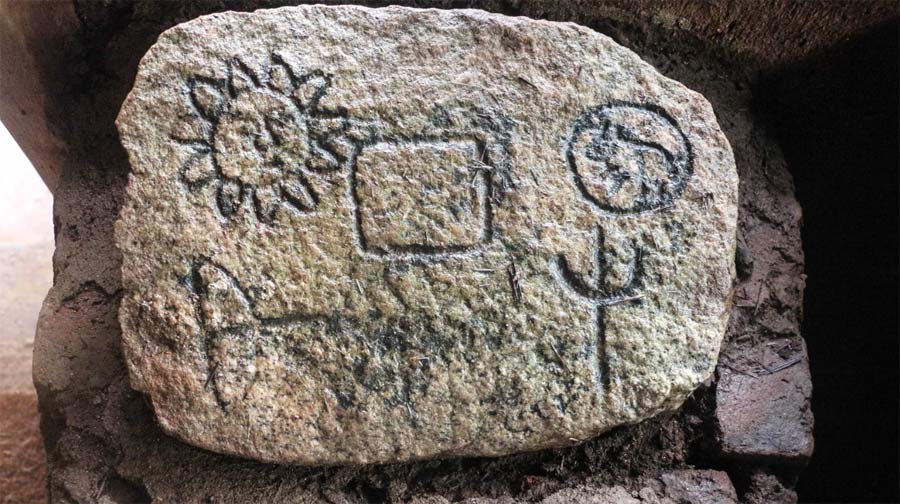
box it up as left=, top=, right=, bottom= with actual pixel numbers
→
left=0, top=393, right=47, bottom=504
left=3, top=1, right=837, bottom=502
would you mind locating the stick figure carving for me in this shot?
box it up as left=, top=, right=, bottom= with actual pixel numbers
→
left=554, top=225, right=643, bottom=391
left=555, top=102, right=692, bottom=396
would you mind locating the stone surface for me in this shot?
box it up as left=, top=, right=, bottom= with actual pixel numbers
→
left=716, top=342, right=814, bottom=462
left=115, top=5, right=738, bottom=465
left=537, top=470, right=739, bottom=504
left=11, top=0, right=817, bottom=501
left=742, top=470, right=799, bottom=504
left=712, top=119, right=813, bottom=473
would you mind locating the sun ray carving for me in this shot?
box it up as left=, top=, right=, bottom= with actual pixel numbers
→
left=172, top=54, right=353, bottom=223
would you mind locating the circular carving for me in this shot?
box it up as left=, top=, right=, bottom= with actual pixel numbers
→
left=175, top=56, right=346, bottom=223
left=565, top=103, right=693, bottom=214
left=213, top=90, right=310, bottom=185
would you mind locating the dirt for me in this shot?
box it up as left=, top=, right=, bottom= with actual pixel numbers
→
left=0, top=393, right=47, bottom=504
left=5, top=1, right=825, bottom=502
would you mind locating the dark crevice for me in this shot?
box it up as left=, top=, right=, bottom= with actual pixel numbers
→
left=753, top=20, right=899, bottom=503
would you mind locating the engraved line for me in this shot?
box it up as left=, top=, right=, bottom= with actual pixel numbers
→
left=346, top=132, right=507, bottom=262
left=563, top=101, right=694, bottom=217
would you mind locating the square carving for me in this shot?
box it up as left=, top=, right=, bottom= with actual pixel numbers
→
left=353, top=140, right=489, bottom=256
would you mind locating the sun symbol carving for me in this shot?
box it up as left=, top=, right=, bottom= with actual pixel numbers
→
left=172, top=55, right=352, bottom=223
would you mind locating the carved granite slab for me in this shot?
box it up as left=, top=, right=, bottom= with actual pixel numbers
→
left=115, top=5, right=738, bottom=466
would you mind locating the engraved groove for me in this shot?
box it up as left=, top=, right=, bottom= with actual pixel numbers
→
left=345, top=107, right=513, bottom=263
left=564, top=101, right=693, bottom=216
left=551, top=225, right=645, bottom=399
left=170, top=53, right=344, bottom=224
